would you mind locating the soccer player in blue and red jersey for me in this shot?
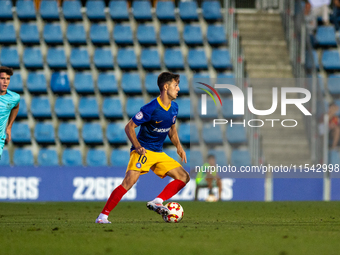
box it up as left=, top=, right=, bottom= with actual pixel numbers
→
left=96, top=72, right=190, bottom=224
left=0, top=66, right=20, bottom=160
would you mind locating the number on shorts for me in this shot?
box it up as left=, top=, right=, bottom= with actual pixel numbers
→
left=138, top=155, right=147, bottom=164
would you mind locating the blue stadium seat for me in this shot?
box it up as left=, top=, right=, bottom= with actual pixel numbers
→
left=121, top=73, right=142, bottom=94
left=145, top=73, right=159, bottom=94
left=102, top=97, right=123, bottom=119
left=0, top=23, right=16, bottom=44
left=67, top=24, right=87, bottom=45
left=132, top=1, right=152, bottom=21
left=117, top=49, right=138, bottom=70
left=126, top=97, right=145, bottom=118
left=202, top=0, right=222, bottom=21
left=164, top=49, right=184, bottom=70
left=137, top=25, right=157, bottom=45
left=9, top=72, right=23, bottom=93
left=50, top=72, right=71, bottom=94
left=62, top=149, right=82, bottom=166
left=58, top=123, right=80, bottom=145
left=40, top=0, right=59, bottom=20
left=212, top=49, right=232, bottom=70
left=79, top=97, right=99, bottom=119
left=83, top=123, right=104, bottom=145
left=114, top=24, right=133, bottom=45
left=215, top=73, right=236, bottom=95
left=208, top=149, right=228, bottom=166
left=188, top=49, right=208, bottom=70
left=315, top=26, right=337, bottom=47
left=327, top=75, right=340, bottom=95
left=179, top=1, right=198, bottom=21
left=27, top=72, right=47, bottom=94
left=160, top=25, right=180, bottom=46
left=38, top=149, right=59, bottom=166
left=176, top=98, right=191, bottom=119
left=207, top=25, right=227, bottom=45
left=156, top=1, right=175, bottom=21
left=70, top=48, right=90, bottom=69
left=11, top=123, right=31, bottom=145
left=322, top=50, right=340, bottom=71
left=74, top=72, right=95, bottom=94
left=23, top=48, right=43, bottom=69
left=226, top=125, right=247, bottom=145
left=63, top=0, right=82, bottom=21
left=179, top=74, right=189, bottom=94
left=94, top=48, right=114, bottom=70
left=313, top=50, right=319, bottom=70
left=193, top=73, right=210, bottom=94
left=222, top=98, right=234, bottom=118
left=190, top=149, right=203, bottom=167
left=0, top=149, right=10, bottom=166
left=202, top=124, right=223, bottom=145
left=141, top=49, right=161, bottom=70
left=20, top=23, right=39, bottom=44
left=90, top=24, right=110, bottom=45
left=17, top=98, right=28, bottom=119
left=16, top=0, right=36, bottom=20
left=110, top=149, right=129, bottom=166
left=183, top=25, right=203, bottom=46
left=31, top=97, right=52, bottom=119
left=329, top=150, right=340, bottom=166
left=0, top=0, right=13, bottom=20
left=34, top=123, right=55, bottom=144
left=1, top=48, right=20, bottom=68
left=198, top=98, right=218, bottom=119
left=109, top=0, right=129, bottom=21
left=163, top=149, right=179, bottom=161
left=13, top=149, right=34, bottom=166
left=55, top=97, right=76, bottom=119
left=107, top=123, right=128, bottom=145
left=47, top=48, right=67, bottom=69
left=97, top=73, right=118, bottom=94
left=231, top=149, right=251, bottom=167
left=86, top=0, right=106, bottom=21
left=43, top=23, right=63, bottom=45
left=178, top=123, right=199, bottom=144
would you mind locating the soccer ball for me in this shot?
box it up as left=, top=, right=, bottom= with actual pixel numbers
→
left=162, top=202, right=184, bottom=223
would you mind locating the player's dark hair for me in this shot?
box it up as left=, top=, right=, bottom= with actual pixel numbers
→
left=0, top=66, right=13, bottom=76
left=207, top=154, right=215, bottom=160
left=157, top=72, right=180, bottom=92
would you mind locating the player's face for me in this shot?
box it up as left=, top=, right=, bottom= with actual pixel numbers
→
left=166, top=79, right=180, bottom=100
left=0, top=72, right=10, bottom=95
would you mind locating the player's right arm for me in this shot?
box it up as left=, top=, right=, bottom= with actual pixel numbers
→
left=125, top=119, right=146, bottom=156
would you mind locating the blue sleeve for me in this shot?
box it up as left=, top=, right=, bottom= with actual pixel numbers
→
left=132, top=103, right=155, bottom=126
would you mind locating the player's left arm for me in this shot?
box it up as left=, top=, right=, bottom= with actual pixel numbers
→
left=168, top=124, right=187, bottom=163
left=6, top=103, right=20, bottom=143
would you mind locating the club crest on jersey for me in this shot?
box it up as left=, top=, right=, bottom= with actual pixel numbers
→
left=136, top=162, right=142, bottom=168
left=172, top=116, right=176, bottom=123
left=6, top=103, right=11, bottom=109
left=135, top=111, right=143, bottom=120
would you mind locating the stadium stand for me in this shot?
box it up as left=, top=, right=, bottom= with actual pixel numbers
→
left=43, top=24, right=63, bottom=45
left=34, top=123, right=55, bottom=145
left=132, top=1, right=152, bottom=21
left=102, top=98, right=123, bottom=119
left=179, top=1, right=199, bottom=21
left=62, top=149, right=83, bottom=166
left=86, top=0, right=106, bottom=21
left=54, top=97, right=76, bottom=119
left=160, top=25, right=180, bottom=46
left=207, top=24, right=228, bottom=46
left=231, top=149, right=251, bottom=167
left=94, top=48, right=114, bottom=70
left=114, top=24, right=134, bottom=45
left=67, top=24, right=87, bottom=45
left=17, top=98, right=28, bottom=119
left=0, top=0, right=13, bottom=20
left=58, top=123, right=80, bottom=145
left=117, top=48, right=138, bottom=69
left=62, top=0, right=82, bottom=21
left=183, top=25, right=204, bottom=46
left=226, top=125, right=248, bottom=145
left=164, top=49, right=185, bottom=70
left=109, top=0, right=129, bottom=21
left=0, top=23, right=16, bottom=44
left=145, top=73, right=160, bottom=94
left=188, top=49, right=208, bottom=70
left=87, top=149, right=107, bottom=166
left=9, top=72, right=24, bottom=93
left=38, top=149, right=59, bottom=166
left=0, top=150, right=10, bottom=166
left=40, top=0, right=59, bottom=21
left=156, top=1, right=176, bottom=21
left=141, top=49, right=161, bottom=70
left=137, top=25, right=157, bottom=46
left=121, top=73, right=143, bottom=94
left=1, top=47, right=20, bottom=69
left=202, top=124, right=223, bottom=145
left=111, top=149, right=130, bottom=166
left=82, top=123, right=104, bottom=145
left=90, top=24, right=110, bottom=45
left=13, top=149, right=34, bottom=166
left=202, top=0, right=222, bottom=21
left=107, top=123, right=128, bottom=145
left=20, top=23, right=40, bottom=45
left=31, top=97, right=52, bottom=119
left=70, top=48, right=91, bottom=70
left=126, top=97, right=145, bottom=118
left=11, top=123, right=31, bottom=145
left=50, top=72, right=71, bottom=94
left=79, top=97, right=100, bottom=119
left=97, top=73, right=118, bottom=95
left=47, top=48, right=67, bottom=70
left=74, top=72, right=95, bottom=94
left=23, top=48, right=43, bottom=69
left=16, top=0, right=36, bottom=20
left=27, top=72, right=47, bottom=94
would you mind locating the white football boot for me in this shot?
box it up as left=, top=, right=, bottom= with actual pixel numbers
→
left=95, top=217, right=111, bottom=224
left=146, top=201, right=170, bottom=216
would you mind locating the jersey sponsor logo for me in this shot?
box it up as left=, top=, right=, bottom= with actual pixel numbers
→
left=153, top=127, right=171, bottom=133
left=135, top=111, right=143, bottom=120
left=172, top=116, right=176, bottom=123
left=155, top=120, right=163, bottom=124
left=136, top=162, right=142, bottom=168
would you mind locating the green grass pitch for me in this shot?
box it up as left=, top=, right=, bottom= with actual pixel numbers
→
left=1, top=201, right=340, bottom=255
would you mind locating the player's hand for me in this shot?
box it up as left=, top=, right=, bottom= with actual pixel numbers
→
left=5, top=128, right=11, bottom=143
left=136, top=146, right=146, bottom=156
left=177, top=147, right=187, bottom=164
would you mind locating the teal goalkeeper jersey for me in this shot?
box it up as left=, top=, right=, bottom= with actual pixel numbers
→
left=0, top=89, right=20, bottom=140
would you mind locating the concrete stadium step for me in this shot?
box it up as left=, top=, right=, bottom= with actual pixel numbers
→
left=246, top=64, right=292, bottom=72
left=244, top=51, right=289, bottom=59
left=240, top=33, right=285, bottom=41
left=247, top=69, right=293, bottom=78
left=241, top=40, right=287, bottom=47
left=243, top=45, right=288, bottom=54
left=246, top=57, right=290, bottom=65
left=237, top=13, right=281, bottom=22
